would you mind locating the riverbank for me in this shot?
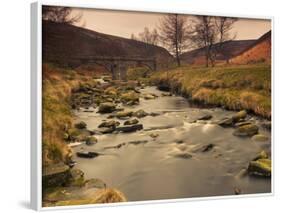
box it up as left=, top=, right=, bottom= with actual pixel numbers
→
left=42, top=63, right=127, bottom=207
left=150, top=63, right=271, bottom=119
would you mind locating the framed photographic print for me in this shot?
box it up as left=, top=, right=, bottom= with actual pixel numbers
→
left=31, top=1, right=273, bottom=210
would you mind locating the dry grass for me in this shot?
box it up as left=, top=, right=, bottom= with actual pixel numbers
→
left=42, top=63, right=94, bottom=167
left=151, top=63, right=271, bottom=118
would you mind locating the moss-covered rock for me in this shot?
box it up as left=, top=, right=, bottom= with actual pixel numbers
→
left=133, top=109, right=148, bottom=118
left=98, top=102, right=116, bottom=113
left=74, top=121, right=87, bottom=129
left=248, top=158, right=271, bottom=177
left=232, top=110, right=247, bottom=122
left=252, top=134, right=269, bottom=142
left=121, top=91, right=139, bottom=105
left=42, top=163, right=71, bottom=188
left=98, top=120, right=120, bottom=128
left=233, top=124, right=259, bottom=137
left=116, top=111, right=134, bottom=119
left=124, top=118, right=139, bottom=125
left=218, top=117, right=233, bottom=127
left=85, top=136, right=98, bottom=145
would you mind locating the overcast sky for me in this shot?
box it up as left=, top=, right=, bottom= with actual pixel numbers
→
left=72, top=7, right=271, bottom=41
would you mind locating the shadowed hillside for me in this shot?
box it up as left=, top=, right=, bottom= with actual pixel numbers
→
left=180, top=40, right=256, bottom=65
left=230, top=31, right=271, bottom=64
left=43, top=21, right=173, bottom=69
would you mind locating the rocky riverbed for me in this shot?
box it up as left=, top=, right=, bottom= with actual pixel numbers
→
left=65, top=76, right=271, bottom=202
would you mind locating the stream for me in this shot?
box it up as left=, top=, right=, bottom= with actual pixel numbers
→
left=72, top=85, right=271, bottom=202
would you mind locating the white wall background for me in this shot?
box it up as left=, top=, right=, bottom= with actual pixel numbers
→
left=0, top=0, right=280, bottom=212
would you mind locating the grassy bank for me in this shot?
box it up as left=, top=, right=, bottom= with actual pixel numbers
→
left=42, top=63, right=95, bottom=167
left=150, top=63, right=271, bottom=118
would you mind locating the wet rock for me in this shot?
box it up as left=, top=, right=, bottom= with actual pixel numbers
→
left=252, top=150, right=268, bottom=161
left=143, top=93, right=157, bottom=100
left=104, top=87, right=118, bottom=96
left=42, top=163, right=71, bottom=188
left=248, top=158, right=271, bottom=177
left=74, top=121, right=87, bottom=129
left=84, top=178, right=106, bottom=189
left=121, top=91, right=139, bottom=105
left=76, top=151, right=100, bottom=159
left=128, top=140, right=148, bottom=145
left=173, top=153, right=192, bottom=159
left=98, top=102, right=116, bottom=113
left=234, top=121, right=253, bottom=127
left=124, top=118, right=139, bottom=125
left=67, top=128, right=91, bottom=141
left=251, top=134, right=269, bottom=142
left=233, top=124, right=259, bottom=137
left=116, top=111, right=134, bottom=119
left=198, top=114, right=213, bottom=121
left=98, top=120, right=120, bottom=128
left=201, top=144, right=214, bottom=152
left=149, top=133, right=159, bottom=139
left=67, top=169, right=85, bottom=187
left=133, top=109, right=148, bottom=118
left=149, top=112, right=161, bottom=117
left=85, top=136, right=98, bottom=146
left=116, top=124, right=143, bottom=133
left=232, top=110, right=247, bottom=122
left=218, top=117, right=233, bottom=127
left=98, top=127, right=115, bottom=134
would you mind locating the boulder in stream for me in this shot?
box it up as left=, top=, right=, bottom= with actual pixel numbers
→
left=133, top=109, right=148, bottom=118
left=42, top=163, right=71, bottom=188
left=98, top=102, right=116, bottom=113
left=248, top=158, right=271, bottom=177
left=116, top=111, right=134, bottom=119
left=74, top=121, right=87, bottom=129
left=76, top=151, right=100, bottom=159
left=124, top=118, right=139, bottom=125
left=98, top=120, right=120, bottom=128
left=218, top=117, right=234, bottom=127
left=233, top=124, right=259, bottom=137
left=232, top=110, right=247, bottom=122
left=251, top=134, right=269, bottom=142
left=197, top=114, right=213, bottom=121
left=85, top=136, right=98, bottom=146
left=116, top=124, right=143, bottom=133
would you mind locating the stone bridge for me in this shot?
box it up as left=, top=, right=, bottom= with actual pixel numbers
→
left=73, top=56, right=157, bottom=80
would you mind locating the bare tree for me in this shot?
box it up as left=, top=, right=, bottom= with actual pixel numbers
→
left=191, top=16, right=217, bottom=67
left=214, top=17, right=237, bottom=63
left=159, top=14, right=190, bottom=66
left=137, top=27, right=158, bottom=45
left=150, top=29, right=159, bottom=45
left=191, top=16, right=237, bottom=66
left=42, top=6, right=82, bottom=24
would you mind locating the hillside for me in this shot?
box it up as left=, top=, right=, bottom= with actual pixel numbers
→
left=42, top=21, right=173, bottom=69
left=180, top=40, right=256, bottom=65
left=230, top=31, right=271, bottom=64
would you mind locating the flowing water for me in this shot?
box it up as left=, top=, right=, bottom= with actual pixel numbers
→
left=72, top=86, right=271, bottom=202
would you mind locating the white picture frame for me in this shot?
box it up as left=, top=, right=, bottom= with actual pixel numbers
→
left=31, top=1, right=274, bottom=210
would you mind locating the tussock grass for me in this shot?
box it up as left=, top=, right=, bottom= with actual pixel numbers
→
left=42, top=63, right=94, bottom=167
left=151, top=63, right=271, bottom=118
